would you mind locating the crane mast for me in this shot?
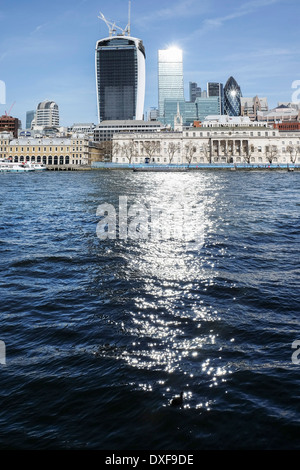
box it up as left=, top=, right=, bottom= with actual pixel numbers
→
left=98, top=1, right=131, bottom=37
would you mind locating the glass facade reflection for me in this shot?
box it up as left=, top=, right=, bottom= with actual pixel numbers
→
left=163, top=96, right=220, bottom=127
left=95, top=36, right=146, bottom=122
left=224, top=76, right=242, bottom=116
left=158, top=48, right=184, bottom=121
left=207, top=82, right=224, bottom=114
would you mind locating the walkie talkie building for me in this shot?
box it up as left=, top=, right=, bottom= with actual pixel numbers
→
left=95, top=36, right=146, bottom=123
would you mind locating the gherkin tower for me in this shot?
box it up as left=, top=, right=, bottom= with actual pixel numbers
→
left=224, top=76, right=242, bottom=116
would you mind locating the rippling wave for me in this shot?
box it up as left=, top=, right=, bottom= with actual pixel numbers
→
left=0, top=170, right=299, bottom=449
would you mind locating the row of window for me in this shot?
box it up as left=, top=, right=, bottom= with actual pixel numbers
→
left=115, top=156, right=300, bottom=163
left=7, top=154, right=84, bottom=160
left=185, top=130, right=278, bottom=137
left=12, top=156, right=84, bottom=165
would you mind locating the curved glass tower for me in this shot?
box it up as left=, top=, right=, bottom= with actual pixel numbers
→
left=224, top=76, right=242, bottom=116
left=95, top=36, right=146, bottom=122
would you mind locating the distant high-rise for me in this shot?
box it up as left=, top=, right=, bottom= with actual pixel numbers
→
left=26, top=110, right=35, bottom=129
left=207, top=82, right=224, bottom=114
left=158, top=48, right=184, bottom=121
left=189, top=82, right=201, bottom=102
left=32, top=100, right=59, bottom=128
left=241, top=96, right=268, bottom=121
left=224, top=77, right=242, bottom=116
left=96, top=9, right=145, bottom=122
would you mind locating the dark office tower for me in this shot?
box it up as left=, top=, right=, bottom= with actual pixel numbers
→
left=224, top=76, right=242, bottom=116
left=189, top=82, right=202, bottom=102
left=207, top=82, right=224, bottom=114
left=95, top=34, right=145, bottom=123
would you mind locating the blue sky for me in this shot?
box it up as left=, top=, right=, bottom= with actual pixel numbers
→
left=0, top=0, right=299, bottom=127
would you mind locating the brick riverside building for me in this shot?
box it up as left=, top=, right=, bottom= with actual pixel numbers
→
left=0, top=115, right=20, bottom=138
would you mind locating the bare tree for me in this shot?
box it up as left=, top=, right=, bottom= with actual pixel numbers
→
left=202, top=143, right=212, bottom=163
left=184, top=141, right=196, bottom=166
left=167, top=142, right=177, bottom=164
left=295, top=145, right=300, bottom=164
left=243, top=144, right=255, bottom=164
left=120, top=140, right=138, bottom=164
left=112, top=141, right=120, bottom=161
left=143, top=141, right=160, bottom=162
left=265, top=145, right=278, bottom=164
left=286, top=144, right=297, bottom=164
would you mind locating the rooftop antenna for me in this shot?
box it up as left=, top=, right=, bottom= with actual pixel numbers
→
left=98, top=1, right=131, bottom=37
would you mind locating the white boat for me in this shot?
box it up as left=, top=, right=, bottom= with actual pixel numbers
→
left=0, top=160, right=47, bottom=172
left=29, top=163, right=47, bottom=171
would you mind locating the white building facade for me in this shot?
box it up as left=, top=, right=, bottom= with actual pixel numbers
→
left=32, top=100, right=60, bottom=129
left=111, top=115, right=300, bottom=166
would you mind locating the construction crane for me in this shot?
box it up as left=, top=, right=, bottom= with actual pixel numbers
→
left=98, top=1, right=131, bottom=37
left=5, top=101, right=15, bottom=117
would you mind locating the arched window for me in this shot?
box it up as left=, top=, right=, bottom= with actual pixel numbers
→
left=20, top=156, right=24, bottom=162
left=48, top=156, right=52, bottom=165
left=37, top=156, right=41, bottom=163
left=54, top=156, right=58, bottom=165
left=60, top=156, right=64, bottom=165
left=65, top=156, right=69, bottom=164
left=43, top=156, right=47, bottom=164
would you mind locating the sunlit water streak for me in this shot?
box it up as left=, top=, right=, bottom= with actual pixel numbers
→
left=0, top=170, right=299, bottom=450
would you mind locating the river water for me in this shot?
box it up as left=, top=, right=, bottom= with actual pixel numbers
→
left=0, top=169, right=299, bottom=450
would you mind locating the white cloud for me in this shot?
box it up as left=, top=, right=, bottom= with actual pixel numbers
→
left=135, top=0, right=210, bottom=26
left=182, top=0, right=283, bottom=41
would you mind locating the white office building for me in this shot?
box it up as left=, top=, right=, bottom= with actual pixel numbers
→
left=32, top=100, right=60, bottom=129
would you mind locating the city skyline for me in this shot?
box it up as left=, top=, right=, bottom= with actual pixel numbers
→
left=0, top=0, right=299, bottom=127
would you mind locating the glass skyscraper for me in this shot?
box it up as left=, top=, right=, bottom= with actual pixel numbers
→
left=163, top=96, right=220, bottom=127
left=95, top=36, right=146, bottom=122
left=158, top=48, right=184, bottom=121
left=224, top=76, right=242, bottom=116
left=207, top=82, right=224, bottom=114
